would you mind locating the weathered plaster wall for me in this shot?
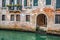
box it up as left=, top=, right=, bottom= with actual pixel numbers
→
left=0, top=0, right=60, bottom=34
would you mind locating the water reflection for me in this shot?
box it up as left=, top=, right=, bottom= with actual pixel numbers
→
left=0, top=30, right=60, bottom=40
left=36, top=33, right=60, bottom=40
left=36, top=33, right=46, bottom=40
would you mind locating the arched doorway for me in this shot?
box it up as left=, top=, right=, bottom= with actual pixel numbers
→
left=36, top=14, right=47, bottom=31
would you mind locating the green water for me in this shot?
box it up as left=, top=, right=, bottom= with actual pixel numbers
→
left=0, top=30, right=60, bottom=40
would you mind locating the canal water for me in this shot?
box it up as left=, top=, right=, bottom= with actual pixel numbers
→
left=0, top=30, right=60, bottom=40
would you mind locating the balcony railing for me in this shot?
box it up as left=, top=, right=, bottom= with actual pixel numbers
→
left=6, top=4, right=22, bottom=11
left=24, top=6, right=32, bottom=9
left=6, top=4, right=22, bottom=7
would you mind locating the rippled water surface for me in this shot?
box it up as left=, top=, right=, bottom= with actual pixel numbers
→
left=0, top=30, right=60, bottom=40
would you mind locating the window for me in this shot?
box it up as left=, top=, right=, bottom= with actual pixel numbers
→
left=10, top=15, right=14, bottom=21
left=46, top=0, right=51, bottom=5
left=10, top=0, right=14, bottom=5
left=2, top=15, right=5, bottom=21
left=2, top=0, right=6, bottom=7
left=55, top=15, right=60, bottom=24
left=17, top=0, right=20, bottom=4
left=17, top=0, right=22, bottom=10
left=56, top=0, right=60, bottom=8
left=9, top=7, right=14, bottom=10
left=16, top=0, right=20, bottom=10
left=24, top=0, right=27, bottom=6
left=9, top=0, right=14, bottom=10
left=30, top=0, right=32, bottom=8
left=33, top=0, right=38, bottom=6
left=26, top=15, right=30, bottom=22
left=17, top=0, right=22, bottom=4
left=16, top=15, right=20, bottom=21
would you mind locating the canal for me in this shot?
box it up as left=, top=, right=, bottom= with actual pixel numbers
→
left=0, top=30, right=60, bottom=40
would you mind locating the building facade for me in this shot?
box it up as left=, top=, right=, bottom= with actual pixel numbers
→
left=0, top=0, right=60, bottom=34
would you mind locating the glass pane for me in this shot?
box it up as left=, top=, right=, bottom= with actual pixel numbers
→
left=17, top=0, right=22, bottom=4
left=55, top=15, right=60, bottom=24
left=56, top=0, right=60, bottom=8
left=17, top=0, right=20, bottom=4
left=58, top=16, right=60, bottom=23
left=24, top=0, right=27, bottom=6
left=2, top=15, right=5, bottom=21
left=9, top=6, right=14, bottom=10
left=17, top=0, right=22, bottom=10
left=16, top=15, right=20, bottom=21
left=26, top=15, right=30, bottom=22
left=9, top=0, right=14, bottom=10
left=30, top=0, right=32, bottom=8
left=46, top=0, right=51, bottom=5
left=10, top=15, right=14, bottom=21
left=55, top=15, right=58, bottom=24
left=2, top=0, right=6, bottom=7
left=33, top=0, right=38, bottom=6
left=10, top=0, right=14, bottom=5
